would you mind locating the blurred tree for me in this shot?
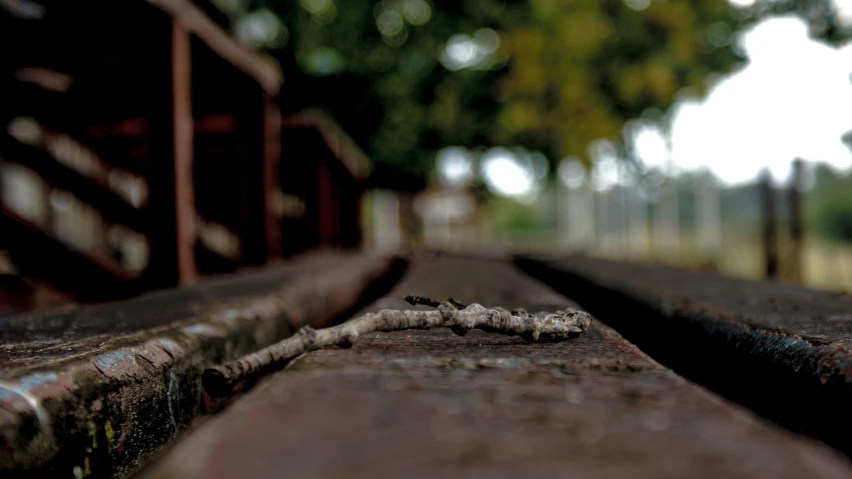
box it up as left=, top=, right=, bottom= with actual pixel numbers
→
left=497, top=0, right=744, bottom=165
left=807, top=163, right=852, bottom=243
left=212, top=0, right=848, bottom=185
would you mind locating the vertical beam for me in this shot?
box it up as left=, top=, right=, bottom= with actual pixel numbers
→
left=627, top=187, right=649, bottom=260
left=696, top=171, right=721, bottom=265
left=595, top=188, right=609, bottom=256
left=760, top=169, right=778, bottom=280
left=172, top=23, right=197, bottom=285
left=566, top=175, right=596, bottom=253
left=787, top=159, right=804, bottom=283
left=370, top=189, right=401, bottom=252
left=145, top=21, right=196, bottom=290
left=652, top=177, right=680, bottom=263
left=397, top=191, right=418, bottom=251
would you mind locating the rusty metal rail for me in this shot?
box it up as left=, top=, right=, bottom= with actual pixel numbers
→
left=140, top=256, right=852, bottom=479
left=517, top=254, right=852, bottom=458
left=0, top=253, right=404, bottom=478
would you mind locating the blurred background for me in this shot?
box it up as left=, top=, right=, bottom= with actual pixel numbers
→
left=2, top=0, right=852, bottom=312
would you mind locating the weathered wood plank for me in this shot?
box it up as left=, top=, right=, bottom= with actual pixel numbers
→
left=517, top=254, right=852, bottom=457
left=141, top=256, right=852, bottom=479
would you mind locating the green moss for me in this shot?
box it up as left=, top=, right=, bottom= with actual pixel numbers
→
left=87, top=419, right=97, bottom=451
left=104, top=420, right=115, bottom=453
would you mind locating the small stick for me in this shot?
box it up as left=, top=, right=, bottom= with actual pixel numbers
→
left=404, top=295, right=467, bottom=310
left=203, top=298, right=593, bottom=397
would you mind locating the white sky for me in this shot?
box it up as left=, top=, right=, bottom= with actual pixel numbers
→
left=441, top=12, right=852, bottom=197
left=633, top=15, right=852, bottom=185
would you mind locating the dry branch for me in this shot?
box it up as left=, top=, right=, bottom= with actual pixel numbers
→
left=203, top=298, right=593, bottom=397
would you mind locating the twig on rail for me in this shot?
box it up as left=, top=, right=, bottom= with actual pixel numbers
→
left=203, top=297, right=593, bottom=397
left=404, top=295, right=467, bottom=310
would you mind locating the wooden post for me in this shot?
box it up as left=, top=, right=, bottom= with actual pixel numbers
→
left=398, top=191, right=418, bottom=251
left=760, top=169, right=778, bottom=280
left=595, top=188, right=610, bottom=256
left=172, top=24, right=197, bottom=285
left=370, top=190, right=401, bottom=252
left=627, top=187, right=649, bottom=260
left=696, top=171, right=721, bottom=266
left=787, top=159, right=804, bottom=283
left=653, top=177, right=679, bottom=263
left=556, top=177, right=568, bottom=251
left=145, top=22, right=197, bottom=289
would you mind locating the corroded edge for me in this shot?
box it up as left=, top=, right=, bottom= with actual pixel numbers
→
left=0, top=254, right=401, bottom=478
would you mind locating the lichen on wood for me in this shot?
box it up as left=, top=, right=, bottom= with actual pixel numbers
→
left=203, top=297, right=593, bottom=397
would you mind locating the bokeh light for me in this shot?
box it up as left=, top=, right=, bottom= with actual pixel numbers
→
left=439, top=29, right=500, bottom=71
left=436, top=147, right=474, bottom=188
left=480, top=147, right=536, bottom=198
left=235, top=9, right=288, bottom=48
left=558, top=158, right=587, bottom=189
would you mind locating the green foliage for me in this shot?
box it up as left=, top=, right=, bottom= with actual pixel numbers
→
left=484, top=195, right=546, bottom=234
left=807, top=164, right=852, bottom=242
left=498, top=0, right=745, bottom=163
left=224, top=0, right=845, bottom=183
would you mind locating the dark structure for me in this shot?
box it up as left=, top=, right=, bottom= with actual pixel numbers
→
left=0, top=0, right=367, bottom=305
left=279, top=109, right=370, bottom=257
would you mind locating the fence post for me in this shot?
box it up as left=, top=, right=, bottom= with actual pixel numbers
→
left=627, top=187, right=649, bottom=260
left=595, top=187, right=610, bottom=256
left=787, top=159, right=804, bottom=283
left=145, top=22, right=197, bottom=289
left=760, top=169, right=778, bottom=280
left=560, top=163, right=595, bottom=253
left=653, top=176, right=679, bottom=263
left=696, top=171, right=721, bottom=267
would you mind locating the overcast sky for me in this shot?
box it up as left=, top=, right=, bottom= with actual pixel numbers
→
left=631, top=13, right=852, bottom=186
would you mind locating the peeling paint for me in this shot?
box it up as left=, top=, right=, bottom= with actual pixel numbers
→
left=93, top=351, right=136, bottom=377
left=0, top=372, right=58, bottom=402
left=87, top=419, right=97, bottom=451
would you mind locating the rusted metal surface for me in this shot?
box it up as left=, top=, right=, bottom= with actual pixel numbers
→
left=141, top=255, right=852, bottom=479
left=0, top=253, right=402, bottom=478
left=517, top=255, right=852, bottom=458
left=171, top=22, right=197, bottom=286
